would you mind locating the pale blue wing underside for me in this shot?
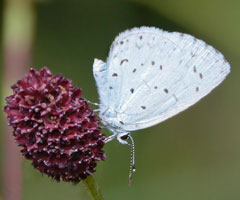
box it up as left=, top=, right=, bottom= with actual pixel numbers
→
left=93, top=27, right=230, bottom=132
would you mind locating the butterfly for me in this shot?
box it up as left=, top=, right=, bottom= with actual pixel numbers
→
left=92, top=26, right=230, bottom=183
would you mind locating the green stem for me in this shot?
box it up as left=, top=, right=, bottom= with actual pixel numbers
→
left=82, top=176, right=104, bottom=200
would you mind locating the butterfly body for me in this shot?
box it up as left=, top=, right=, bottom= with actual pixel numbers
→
left=93, top=26, right=230, bottom=183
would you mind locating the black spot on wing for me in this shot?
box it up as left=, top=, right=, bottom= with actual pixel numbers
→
left=193, top=66, right=197, bottom=73
left=120, top=59, right=128, bottom=65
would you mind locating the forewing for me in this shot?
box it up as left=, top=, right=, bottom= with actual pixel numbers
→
left=98, top=27, right=230, bottom=131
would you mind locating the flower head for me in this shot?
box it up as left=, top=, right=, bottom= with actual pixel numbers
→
left=4, top=67, right=105, bottom=183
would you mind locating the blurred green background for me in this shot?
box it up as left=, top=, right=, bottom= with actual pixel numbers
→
left=0, top=0, right=240, bottom=199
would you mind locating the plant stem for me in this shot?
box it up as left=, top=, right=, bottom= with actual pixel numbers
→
left=82, top=176, right=104, bottom=200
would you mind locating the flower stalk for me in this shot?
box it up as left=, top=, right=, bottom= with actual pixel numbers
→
left=83, top=176, right=104, bottom=200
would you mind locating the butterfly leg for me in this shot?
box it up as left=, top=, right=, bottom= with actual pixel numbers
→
left=87, top=100, right=100, bottom=106
left=104, top=134, right=116, bottom=143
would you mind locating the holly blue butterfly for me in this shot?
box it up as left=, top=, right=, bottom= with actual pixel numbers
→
left=92, top=27, right=230, bottom=183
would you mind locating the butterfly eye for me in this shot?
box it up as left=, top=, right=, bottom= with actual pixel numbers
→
left=120, top=134, right=129, bottom=140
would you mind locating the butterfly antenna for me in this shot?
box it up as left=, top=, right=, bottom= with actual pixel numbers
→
left=128, top=134, right=136, bottom=186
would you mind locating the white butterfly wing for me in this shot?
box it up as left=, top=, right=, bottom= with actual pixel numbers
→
left=94, top=27, right=230, bottom=131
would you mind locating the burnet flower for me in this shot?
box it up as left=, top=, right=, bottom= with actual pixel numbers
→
left=4, top=67, right=105, bottom=183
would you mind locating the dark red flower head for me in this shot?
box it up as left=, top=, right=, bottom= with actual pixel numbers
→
left=4, top=67, right=105, bottom=183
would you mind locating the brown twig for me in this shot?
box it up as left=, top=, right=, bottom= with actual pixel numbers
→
left=2, top=0, right=35, bottom=199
